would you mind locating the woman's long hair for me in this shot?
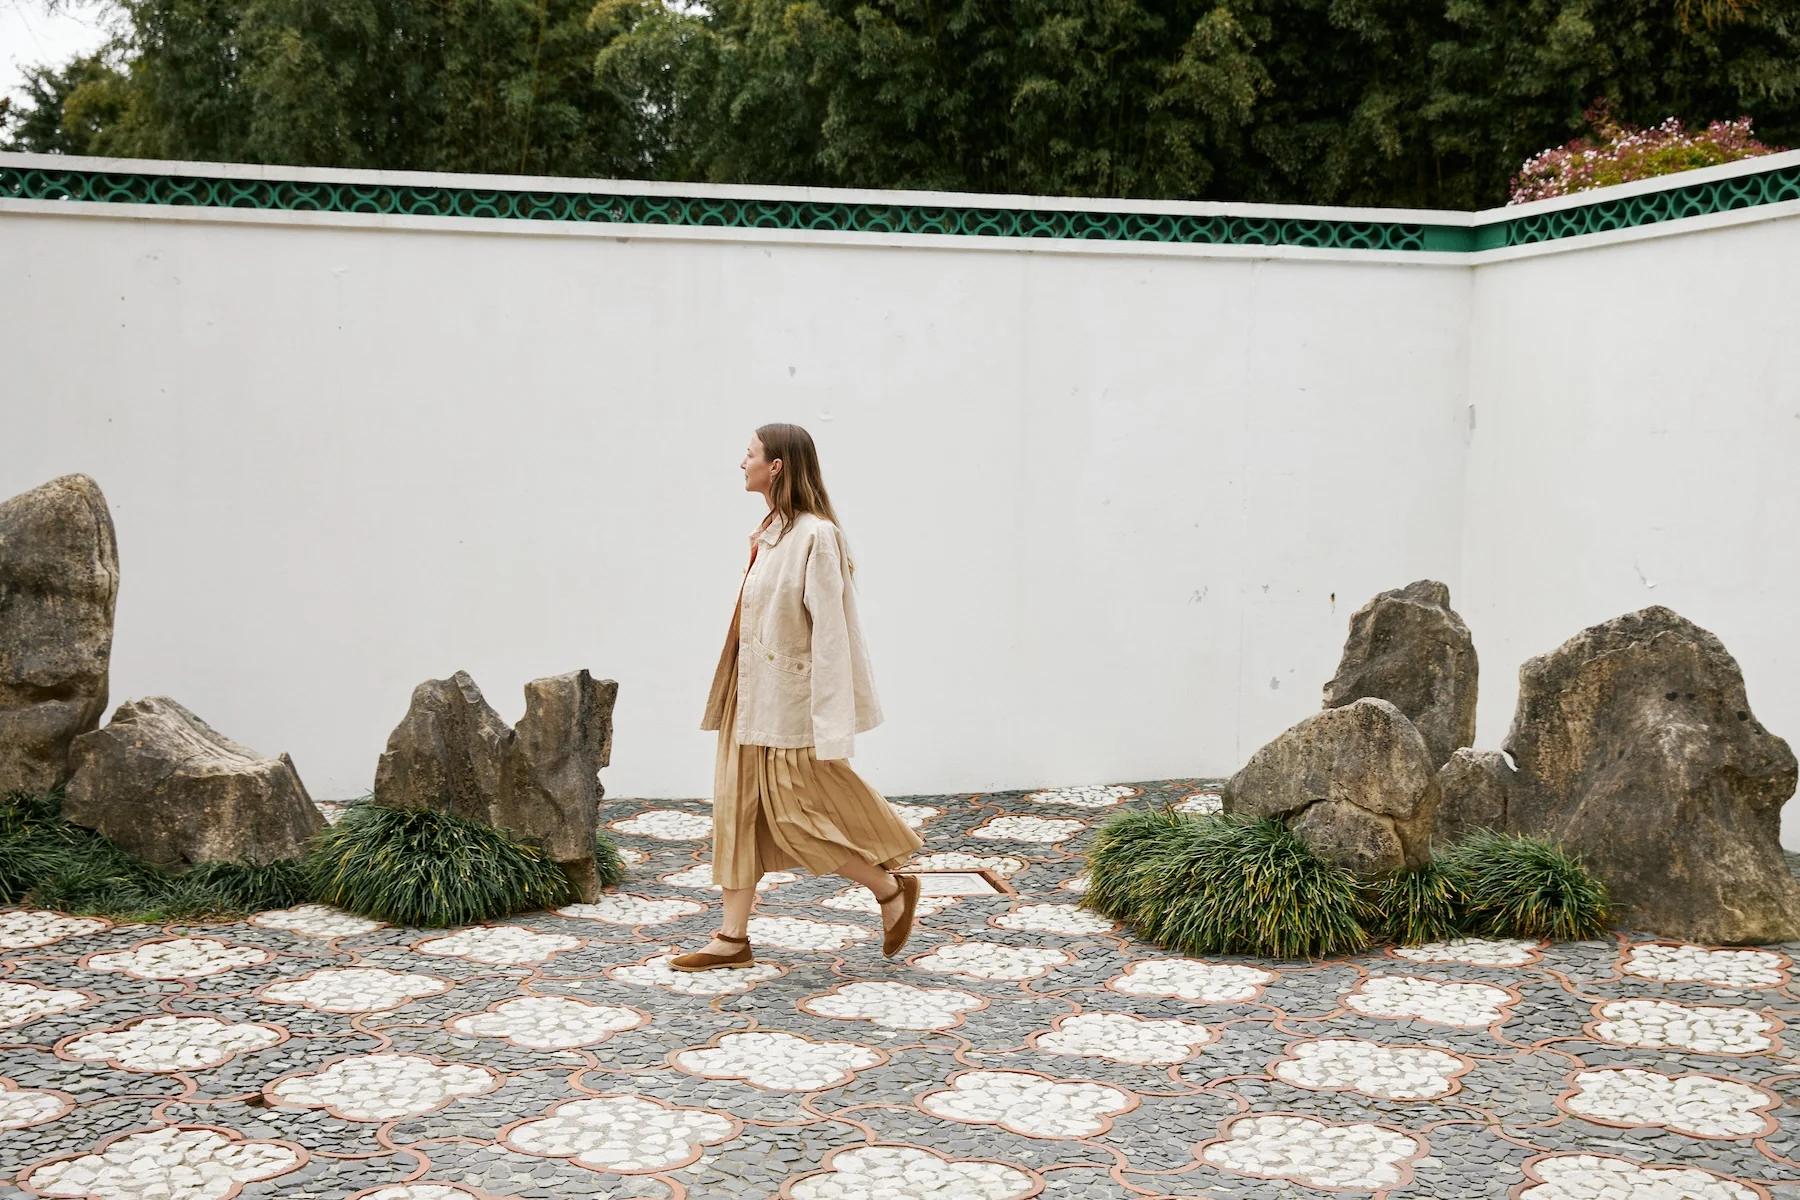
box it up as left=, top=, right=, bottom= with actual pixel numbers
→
left=757, top=422, right=857, bottom=574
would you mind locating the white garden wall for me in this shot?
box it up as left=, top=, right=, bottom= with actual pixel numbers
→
left=3, top=153, right=1796, bottom=848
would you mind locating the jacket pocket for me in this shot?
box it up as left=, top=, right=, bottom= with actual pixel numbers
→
left=748, top=634, right=811, bottom=677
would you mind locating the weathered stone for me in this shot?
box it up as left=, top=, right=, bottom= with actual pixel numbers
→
left=373, top=672, right=511, bottom=823
left=1223, top=698, right=1440, bottom=874
left=0, top=474, right=120, bottom=794
left=376, top=669, right=618, bottom=902
left=504, top=670, right=619, bottom=901
left=63, top=697, right=324, bottom=870
left=1322, top=580, right=1477, bottom=771
left=1502, top=605, right=1800, bottom=944
left=1432, top=749, right=1526, bottom=846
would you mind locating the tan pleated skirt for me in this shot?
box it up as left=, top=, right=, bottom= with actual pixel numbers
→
left=711, top=653, right=923, bottom=890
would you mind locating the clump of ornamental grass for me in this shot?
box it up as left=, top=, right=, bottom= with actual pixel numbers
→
left=305, top=803, right=576, bottom=927
left=1439, top=829, right=1610, bottom=940
left=593, top=831, right=627, bottom=889
left=0, top=787, right=314, bottom=921
left=1085, top=808, right=1370, bottom=960
left=1362, top=859, right=1463, bottom=946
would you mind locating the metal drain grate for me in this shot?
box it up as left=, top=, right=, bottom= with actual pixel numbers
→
left=900, top=869, right=1010, bottom=897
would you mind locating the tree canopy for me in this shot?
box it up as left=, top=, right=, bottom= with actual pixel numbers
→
left=6, top=0, right=1798, bottom=209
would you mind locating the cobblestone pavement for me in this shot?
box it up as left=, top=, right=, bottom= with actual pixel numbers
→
left=3, top=779, right=1798, bottom=1199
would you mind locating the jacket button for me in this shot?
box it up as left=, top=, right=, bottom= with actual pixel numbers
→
left=766, top=652, right=775, bottom=661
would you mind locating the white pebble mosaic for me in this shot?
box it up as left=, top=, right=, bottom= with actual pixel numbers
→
left=673, top=1030, right=883, bottom=1091
left=1273, top=1038, right=1468, bottom=1101
left=1562, top=1067, right=1779, bottom=1138
left=1344, top=975, right=1515, bottom=1027
left=1201, top=1114, right=1423, bottom=1190
left=1589, top=999, right=1780, bottom=1055
left=447, top=996, right=645, bottom=1050
left=60, top=1015, right=283, bottom=1073
left=1034, top=1012, right=1215, bottom=1065
left=918, top=1070, right=1134, bottom=1138
left=266, top=1053, right=498, bottom=1121
left=502, top=1095, right=736, bottom=1173
left=799, top=982, right=984, bottom=1031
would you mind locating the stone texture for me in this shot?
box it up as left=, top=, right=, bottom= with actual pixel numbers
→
left=63, top=697, right=324, bottom=870
left=1322, top=580, right=1477, bottom=770
left=1501, top=605, right=1800, bottom=944
left=1432, top=748, right=1527, bottom=846
left=375, top=669, right=618, bottom=901
left=0, top=474, right=120, bottom=794
left=1224, top=698, right=1439, bottom=873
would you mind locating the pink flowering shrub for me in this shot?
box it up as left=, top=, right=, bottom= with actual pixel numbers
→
left=1508, top=103, right=1785, bottom=204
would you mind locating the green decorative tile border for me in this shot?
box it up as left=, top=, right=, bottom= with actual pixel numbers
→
left=3, top=159, right=1797, bottom=252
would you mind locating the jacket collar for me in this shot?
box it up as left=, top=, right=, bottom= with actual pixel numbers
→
left=751, top=512, right=784, bottom=547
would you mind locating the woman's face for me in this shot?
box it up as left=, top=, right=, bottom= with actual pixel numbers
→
left=742, top=434, right=781, bottom=497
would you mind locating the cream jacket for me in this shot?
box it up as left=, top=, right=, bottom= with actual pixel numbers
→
left=700, top=511, right=884, bottom=760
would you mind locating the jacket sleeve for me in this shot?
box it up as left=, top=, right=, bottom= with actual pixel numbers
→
left=803, top=526, right=856, bottom=760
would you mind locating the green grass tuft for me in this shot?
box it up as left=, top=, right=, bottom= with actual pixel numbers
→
left=1085, top=808, right=1371, bottom=960
left=0, top=788, right=315, bottom=921
left=305, top=803, right=576, bottom=927
left=1363, top=860, right=1463, bottom=946
left=593, top=831, right=626, bottom=889
left=1440, top=829, right=1611, bottom=940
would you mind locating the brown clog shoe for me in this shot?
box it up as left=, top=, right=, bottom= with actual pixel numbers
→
left=670, top=930, right=755, bottom=972
left=879, top=873, right=922, bottom=958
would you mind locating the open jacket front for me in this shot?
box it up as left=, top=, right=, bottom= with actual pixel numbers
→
left=700, top=510, right=883, bottom=760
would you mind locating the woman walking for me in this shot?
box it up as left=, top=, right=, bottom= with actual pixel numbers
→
left=674, top=423, right=925, bottom=971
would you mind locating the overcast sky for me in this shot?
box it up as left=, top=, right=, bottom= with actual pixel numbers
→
left=2, top=1, right=117, bottom=107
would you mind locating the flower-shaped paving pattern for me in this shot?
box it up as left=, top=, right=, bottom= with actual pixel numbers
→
left=0, top=910, right=109, bottom=948
left=608, top=810, right=713, bottom=839
left=19, top=1126, right=304, bottom=1200
left=1344, top=975, right=1516, bottom=1027
left=608, top=953, right=784, bottom=996
left=1272, top=1038, right=1471, bottom=1101
left=746, top=915, right=871, bottom=951
left=969, top=815, right=1086, bottom=843
left=1032, top=1011, right=1215, bottom=1065
left=0, top=981, right=92, bottom=1030
left=1559, top=1067, right=1780, bottom=1138
left=787, top=1146, right=1038, bottom=1199
left=1199, top=1113, right=1425, bottom=1190
left=2, top=781, right=1795, bottom=1199
left=413, top=925, right=583, bottom=965
left=0, top=1080, right=72, bottom=1131
left=260, top=966, right=452, bottom=1013
left=1517, top=1153, right=1766, bottom=1200
left=1108, top=958, right=1274, bottom=1003
left=919, top=1070, right=1135, bottom=1138
left=1173, top=791, right=1222, bottom=815
left=58, top=1015, right=284, bottom=1073
left=556, top=893, right=707, bottom=925
left=265, top=1053, right=499, bottom=1121
left=1588, top=998, right=1780, bottom=1055
left=799, top=982, right=985, bottom=1031
left=1023, top=784, right=1137, bottom=809
left=250, top=904, right=384, bottom=939
left=501, top=1095, right=738, bottom=1173
left=661, top=863, right=797, bottom=891
left=1621, top=943, right=1788, bottom=990
left=448, top=997, right=645, bottom=1050
left=909, top=851, right=1029, bottom=877
left=1391, top=937, right=1541, bottom=967
left=913, top=941, right=1070, bottom=981
left=82, top=937, right=272, bottom=980
left=991, top=901, right=1118, bottom=936
left=674, top=1031, right=884, bottom=1091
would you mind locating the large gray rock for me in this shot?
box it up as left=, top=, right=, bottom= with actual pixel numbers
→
left=1224, top=698, right=1440, bottom=874
left=1502, top=606, right=1800, bottom=944
left=1432, top=748, right=1527, bottom=846
left=1323, top=580, right=1477, bottom=771
left=0, top=475, right=120, bottom=794
left=375, top=669, right=618, bottom=901
left=63, top=697, right=324, bottom=870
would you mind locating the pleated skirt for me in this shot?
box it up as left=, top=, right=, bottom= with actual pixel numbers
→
left=711, top=654, right=923, bottom=890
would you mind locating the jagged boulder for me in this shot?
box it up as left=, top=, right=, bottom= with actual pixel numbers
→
left=63, top=697, right=324, bottom=870
left=1224, top=698, right=1440, bottom=874
left=1432, top=749, right=1528, bottom=845
left=0, top=474, right=120, bottom=794
left=375, top=669, right=618, bottom=901
left=1323, top=580, right=1477, bottom=770
left=1502, top=606, right=1800, bottom=944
